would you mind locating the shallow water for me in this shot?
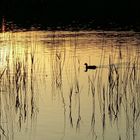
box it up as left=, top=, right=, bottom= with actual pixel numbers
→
left=0, top=31, right=140, bottom=140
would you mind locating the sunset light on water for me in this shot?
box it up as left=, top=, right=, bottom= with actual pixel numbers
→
left=0, top=30, right=140, bottom=140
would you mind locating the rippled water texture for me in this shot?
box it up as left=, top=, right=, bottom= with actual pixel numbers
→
left=0, top=31, right=140, bottom=140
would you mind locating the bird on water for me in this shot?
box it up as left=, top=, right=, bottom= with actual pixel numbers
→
left=84, top=63, right=97, bottom=72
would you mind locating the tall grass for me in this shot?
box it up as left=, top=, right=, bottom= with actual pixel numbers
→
left=0, top=30, right=140, bottom=140
left=0, top=31, right=38, bottom=139
left=50, top=32, right=140, bottom=139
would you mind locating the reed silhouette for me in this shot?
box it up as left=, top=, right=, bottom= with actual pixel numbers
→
left=0, top=30, right=140, bottom=140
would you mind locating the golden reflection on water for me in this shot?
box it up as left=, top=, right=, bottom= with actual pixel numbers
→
left=0, top=31, right=140, bottom=140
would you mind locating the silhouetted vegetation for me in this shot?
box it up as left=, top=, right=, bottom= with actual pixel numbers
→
left=0, top=30, right=140, bottom=140
left=0, top=0, right=140, bottom=31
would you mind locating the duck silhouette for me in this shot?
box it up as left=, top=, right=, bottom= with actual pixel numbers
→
left=84, top=63, right=97, bottom=72
left=84, top=62, right=129, bottom=72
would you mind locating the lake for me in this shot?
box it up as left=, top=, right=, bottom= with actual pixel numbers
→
left=0, top=30, right=140, bottom=140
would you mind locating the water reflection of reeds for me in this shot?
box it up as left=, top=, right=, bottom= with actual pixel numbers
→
left=49, top=32, right=140, bottom=140
left=0, top=31, right=140, bottom=140
left=0, top=32, right=38, bottom=140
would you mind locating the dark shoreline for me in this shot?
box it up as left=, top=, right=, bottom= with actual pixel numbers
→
left=0, top=0, right=140, bottom=32
left=1, top=16, right=140, bottom=32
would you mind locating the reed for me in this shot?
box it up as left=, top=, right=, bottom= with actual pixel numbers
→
left=0, top=32, right=39, bottom=139
left=69, top=85, right=73, bottom=127
left=0, top=30, right=140, bottom=140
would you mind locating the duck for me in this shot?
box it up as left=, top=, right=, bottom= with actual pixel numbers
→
left=84, top=63, right=97, bottom=72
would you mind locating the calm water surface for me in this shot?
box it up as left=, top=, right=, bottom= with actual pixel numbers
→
left=0, top=31, right=140, bottom=140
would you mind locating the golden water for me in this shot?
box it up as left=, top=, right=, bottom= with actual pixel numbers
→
left=0, top=31, right=140, bottom=140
